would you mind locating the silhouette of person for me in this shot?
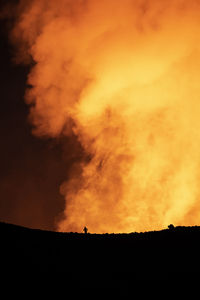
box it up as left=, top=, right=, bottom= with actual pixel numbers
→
left=83, top=226, right=88, bottom=234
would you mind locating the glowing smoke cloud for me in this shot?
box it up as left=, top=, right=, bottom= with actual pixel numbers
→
left=10, top=0, right=200, bottom=232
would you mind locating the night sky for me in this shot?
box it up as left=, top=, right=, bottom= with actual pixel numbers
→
left=0, top=1, right=81, bottom=230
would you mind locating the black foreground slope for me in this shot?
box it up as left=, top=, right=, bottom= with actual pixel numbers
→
left=1, top=222, right=200, bottom=286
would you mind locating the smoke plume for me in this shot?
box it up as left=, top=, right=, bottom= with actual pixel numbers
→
left=9, top=0, right=200, bottom=232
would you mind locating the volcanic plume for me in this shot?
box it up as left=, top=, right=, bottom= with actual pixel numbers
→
left=9, top=0, right=200, bottom=233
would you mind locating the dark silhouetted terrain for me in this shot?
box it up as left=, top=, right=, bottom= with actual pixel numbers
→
left=1, top=221, right=200, bottom=289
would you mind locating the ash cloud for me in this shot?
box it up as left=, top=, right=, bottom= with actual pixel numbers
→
left=8, top=0, right=200, bottom=233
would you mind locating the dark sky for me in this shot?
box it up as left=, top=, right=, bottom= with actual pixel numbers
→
left=0, top=1, right=82, bottom=231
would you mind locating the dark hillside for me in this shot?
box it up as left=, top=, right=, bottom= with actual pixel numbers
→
left=1, top=222, right=200, bottom=288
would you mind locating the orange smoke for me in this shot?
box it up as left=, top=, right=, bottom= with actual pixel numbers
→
left=10, top=0, right=200, bottom=232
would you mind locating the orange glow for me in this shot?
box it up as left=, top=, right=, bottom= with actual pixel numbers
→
left=11, top=0, right=200, bottom=232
